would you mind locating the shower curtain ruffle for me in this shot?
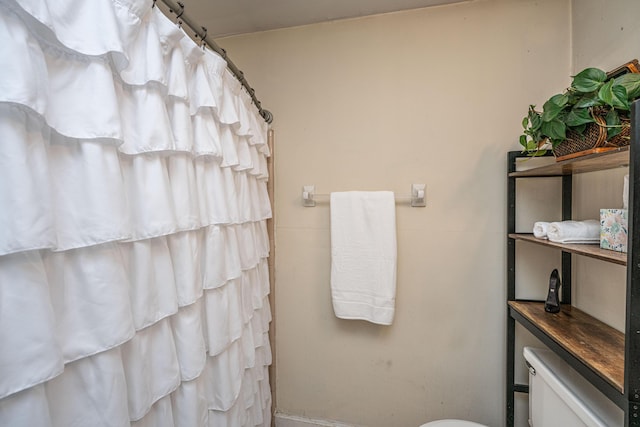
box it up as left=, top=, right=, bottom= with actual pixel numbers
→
left=0, top=0, right=273, bottom=425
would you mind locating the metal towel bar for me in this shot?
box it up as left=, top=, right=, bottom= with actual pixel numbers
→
left=302, top=184, right=426, bottom=207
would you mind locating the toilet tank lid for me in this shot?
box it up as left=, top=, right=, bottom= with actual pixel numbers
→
left=523, top=346, right=622, bottom=427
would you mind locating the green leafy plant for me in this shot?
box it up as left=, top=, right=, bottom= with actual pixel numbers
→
left=520, top=67, right=640, bottom=156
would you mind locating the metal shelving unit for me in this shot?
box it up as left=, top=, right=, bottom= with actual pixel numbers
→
left=506, top=100, right=640, bottom=426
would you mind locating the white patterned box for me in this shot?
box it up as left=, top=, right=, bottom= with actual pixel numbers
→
left=600, top=209, right=628, bottom=253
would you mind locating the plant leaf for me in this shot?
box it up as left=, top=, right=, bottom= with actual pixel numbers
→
left=565, top=107, right=594, bottom=126
left=605, top=108, right=623, bottom=139
left=541, top=94, right=568, bottom=122
left=572, top=68, right=607, bottom=92
left=598, top=80, right=630, bottom=110
left=541, top=119, right=566, bottom=140
left=550, top=93, right=569, bottom=107
left=612, top=85, right=630, bottom=110
left=519, top=135, right=528, bottom=148
left=529, top=110, right=542, bottom=128
left=605, top=108, right=620, bottom=125
left=574, top=93, right=602, bottom=108
left=614, top=73, right=640, bottom=99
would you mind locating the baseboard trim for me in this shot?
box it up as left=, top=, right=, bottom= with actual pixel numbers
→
left=274, top=412, right=358, bottom=427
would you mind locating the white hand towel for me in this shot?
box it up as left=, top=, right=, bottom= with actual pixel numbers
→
left=547, top=220, right=600, bottom=244
left=330, top=191, right=397, bottom=325
left=533, top=222, right=550, bottom=239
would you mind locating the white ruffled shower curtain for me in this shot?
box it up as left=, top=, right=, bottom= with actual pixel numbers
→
left=0, top=0, right=273, bottom=426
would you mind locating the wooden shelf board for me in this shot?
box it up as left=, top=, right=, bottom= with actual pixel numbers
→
left=510, top=146, right=629, bottom=177
left=509, top=233, right=627, bottom=266
left=509, top=301, right=624, bottom=393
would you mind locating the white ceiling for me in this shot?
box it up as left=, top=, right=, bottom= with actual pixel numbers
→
left=167, top=0, right=470, bottom=38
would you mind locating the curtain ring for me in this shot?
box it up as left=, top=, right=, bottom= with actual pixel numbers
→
left=199, top=26, right=207, bottom=48
left=175, top=1, right=185, bottom=26
left=176, top=1, right=185, bottom=19
left=261, top=109, right=273, bottom=124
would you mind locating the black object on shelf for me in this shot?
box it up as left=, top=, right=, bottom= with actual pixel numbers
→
left=544, top=269, right=561, bottom=313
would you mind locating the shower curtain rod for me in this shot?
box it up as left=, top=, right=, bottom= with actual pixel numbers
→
left=156, top=0, right=273, bottom=124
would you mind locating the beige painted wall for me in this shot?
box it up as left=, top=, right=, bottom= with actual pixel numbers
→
left=219, top=0, right=572, bottom=426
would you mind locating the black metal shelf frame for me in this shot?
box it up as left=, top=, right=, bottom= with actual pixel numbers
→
left=506, top=99, right=640, bottom=427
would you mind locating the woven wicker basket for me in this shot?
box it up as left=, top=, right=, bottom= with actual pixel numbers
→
left=552, top=114, right=631, bottom=158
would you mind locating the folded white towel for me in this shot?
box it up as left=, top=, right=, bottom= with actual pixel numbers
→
left=533, top=222, right=550, bottom=239
left=547, top=220, right=600, bottom=244
left=330, top=191, right=397, bottom=325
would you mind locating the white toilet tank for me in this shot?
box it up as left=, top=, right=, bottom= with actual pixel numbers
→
left=523, top=347, right=623, bottom=427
